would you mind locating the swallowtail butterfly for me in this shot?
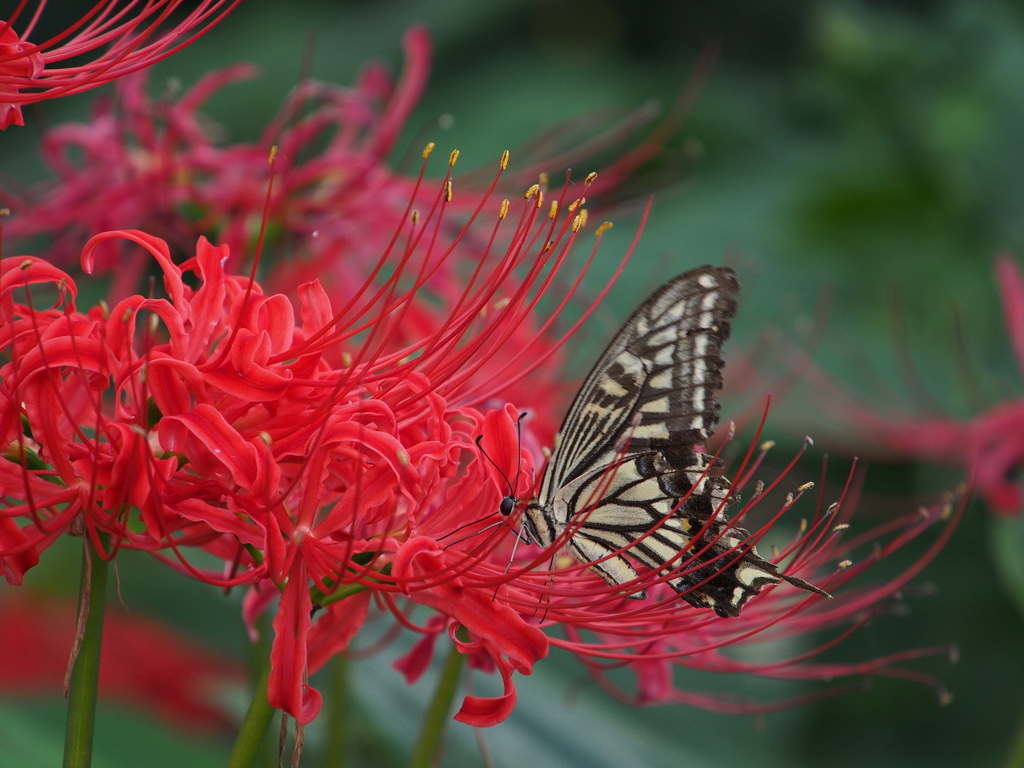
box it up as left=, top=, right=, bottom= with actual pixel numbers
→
left=520, top=266, right=826, bottom=617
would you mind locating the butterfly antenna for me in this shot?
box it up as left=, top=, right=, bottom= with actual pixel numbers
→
left=475, top=434, right=516, bottom=501
left=513, top=411, right=526, bottom=498
left=448, top=415, right=530, bottom=549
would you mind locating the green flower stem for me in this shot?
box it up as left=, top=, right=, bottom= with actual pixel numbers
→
left=408, top=635, right=467, bottom=768
left=62, top=535, right=110, bottom=768
left=246, top=612, right=278, bottom=768
left=226, top=664, right=276, bottom=768
left=325, top=654, right=351, bottom=768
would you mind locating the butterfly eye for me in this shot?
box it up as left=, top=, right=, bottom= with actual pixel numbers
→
left=499, top=496, right=516, bottom=516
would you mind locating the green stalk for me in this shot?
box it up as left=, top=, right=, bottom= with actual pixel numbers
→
left=408, top=637, right=466, bottom=768
left=226, top=665, right=276, bottom=768
left=62, top=536, right=110, bottom=768
left=324, top=654, right=351, bottom=768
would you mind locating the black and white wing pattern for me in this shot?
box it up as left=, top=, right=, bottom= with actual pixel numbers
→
left=522, top=266, right=826, bottom=618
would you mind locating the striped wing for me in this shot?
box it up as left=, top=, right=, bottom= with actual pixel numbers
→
left=525, top=266, right=825, bottom=617
left=537, top=266, right=740, bottom=501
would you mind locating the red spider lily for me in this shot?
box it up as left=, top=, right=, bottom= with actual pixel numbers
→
left=0, top=25, right=709, bottom=301
left=0, top=593, right=243, bottom=731
left=390, top=409, right=962, bottom=720
left=786, top=254, right=1024, bottom=516
left=0, top=0, right=241, bottom=129
left=0, top=156, right=959, bottom=729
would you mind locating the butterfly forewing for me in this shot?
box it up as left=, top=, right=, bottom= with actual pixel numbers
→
left=539, top=267, right=739, bottom=497
left=524, top=266, right=826, bottom=617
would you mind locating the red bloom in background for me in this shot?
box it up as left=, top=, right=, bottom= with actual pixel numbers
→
left=0, top=594, right=243, bottom=732
left=1, top=26, right=705, bottom=300
left=0, top=0, right=241, bottom=129
left=789, top=254, right=1024, bottom=516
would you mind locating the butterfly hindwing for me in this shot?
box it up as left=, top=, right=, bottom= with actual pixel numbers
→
left=524, top=266, right=826, bottom=617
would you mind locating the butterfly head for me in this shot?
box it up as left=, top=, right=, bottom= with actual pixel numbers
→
left=476, top=411, right=532, bottom=520
left=499, top=494, right=517, bottom=516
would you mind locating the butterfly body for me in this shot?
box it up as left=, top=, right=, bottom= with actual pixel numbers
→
left=523, top=266, right=825, bottom=618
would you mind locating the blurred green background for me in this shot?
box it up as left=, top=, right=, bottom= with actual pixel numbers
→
left=3, top=1, right=1024, bottom=766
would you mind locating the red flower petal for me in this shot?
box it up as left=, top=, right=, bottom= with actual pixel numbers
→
left=268, top=558, right=322, bottom=724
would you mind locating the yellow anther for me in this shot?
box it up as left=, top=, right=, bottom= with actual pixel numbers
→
left=524, top=183, right=540, bottom=199
left=760, top=440, right=776, bottom=451
left=341, top=351, right=352, bottom=367
left=585, top=171, right=597, bottom=186
left=19, top=258, right=33, bottom=270
left=499, top=199, right=510, bottom=220
left=445, top=180, right=452, bottom=202
left=797, top=481, right=815, bottom=493
left=832, top=523, right=850, bottom=532
left=449, top=149, right=459, bottom=167
left=259, top=431, right=272, bottom=446
left=538, top=172, right=549, bottom=188
left=411, top=210, right=420, bottom=225
left=536, top=189, right=544, bottom=209
left=397, top=449, right=410, bottom=467
left=798, top=518, right=807, bottom=533
left=571, top=214, right=583, bottom=233
left=577, top=209, right=588, bottom=228
left=595, top=221, right=613, bottom=236
left=268, top=145, right=278, bottom=164
left=548, top=200, right=558, bottom=219
left=0, top=207, right=10, bottom=218
left=423, top=142, right=435, bottom=160
left=568, top=197, right=586, bottom=212
left=838, top=559, right=853, bottom=569
left=500, top=150, right=509, bottom=170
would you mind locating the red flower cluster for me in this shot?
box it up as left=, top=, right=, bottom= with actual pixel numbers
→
left=0, top=162, right=635, bottom=725
left=0, top=0, right=241, bottom=129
